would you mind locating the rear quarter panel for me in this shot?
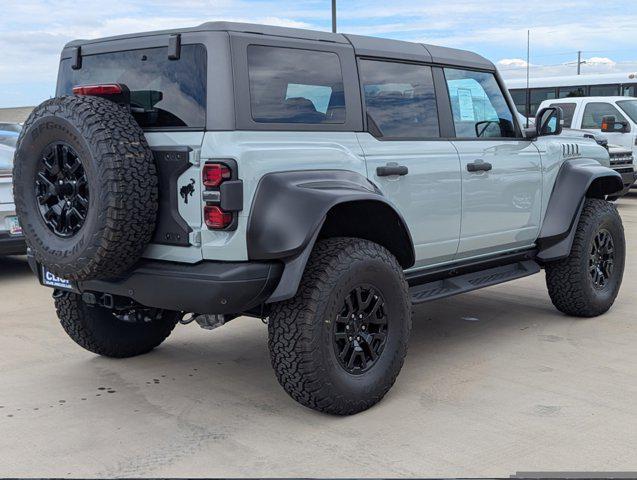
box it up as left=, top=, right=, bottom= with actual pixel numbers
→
left=198, top=131, right=367, bottom=261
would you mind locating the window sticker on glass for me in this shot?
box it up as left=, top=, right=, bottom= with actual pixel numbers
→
left=457, top=88, right=475, bottom=122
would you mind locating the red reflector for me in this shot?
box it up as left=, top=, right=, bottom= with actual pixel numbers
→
left=72, top=84, right=123, bottom=96
left=203, top=163, right=231, bottom=187
left=204, top=206, right=232, bottom=229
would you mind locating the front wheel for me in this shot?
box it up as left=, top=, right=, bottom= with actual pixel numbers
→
left=55, top=292, right=181, bottom=358
left=268, top=238, right=411, bottom=415
left=545, top=198, right=625, bottom=317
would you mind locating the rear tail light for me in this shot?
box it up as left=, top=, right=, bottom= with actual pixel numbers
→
left=202, top=163, right=231, bottom=187
left=204, top=206, right=232, bottom=229
left=73, top=84, right=123, bottom=96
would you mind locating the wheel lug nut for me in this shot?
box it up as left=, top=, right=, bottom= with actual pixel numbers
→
left=346, top=325, right=350, bottom=330
left=348, top=336, right=353, bottom=341
left=356, top=336, right=361, bottom=341
left=359, top=314, right=363, bottom=318
left=361, top=325, right=366, bottom=330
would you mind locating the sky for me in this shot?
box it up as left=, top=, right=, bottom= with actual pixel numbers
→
left=1, top=0, right=637, bottom=107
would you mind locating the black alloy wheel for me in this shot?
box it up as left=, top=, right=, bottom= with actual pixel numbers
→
left=589, top=228, right=615, bottom=289
left=35, top=142, right=89, bottom=237
left=333, top=285, right=389, bottom=374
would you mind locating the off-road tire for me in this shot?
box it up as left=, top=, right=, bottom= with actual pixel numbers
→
left=268, top=238, right=411, bottom=415
left=55, top=292, right=180, bottom=358
left=545, top=198, right=625, bottom=317
left=13, top=95, right=158, bottom=281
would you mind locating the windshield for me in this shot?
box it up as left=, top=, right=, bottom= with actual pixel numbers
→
left=57, top=44, right=207, bottom=129
left=617, top=100, right=637, bottom=124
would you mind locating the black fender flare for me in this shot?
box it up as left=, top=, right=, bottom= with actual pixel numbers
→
left=246, top=170, right=415, bottom=303
left=537, top=158, right=623, bottom=262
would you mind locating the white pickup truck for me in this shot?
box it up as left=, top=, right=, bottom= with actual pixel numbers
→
left=539, top=96, right=637, bottom=194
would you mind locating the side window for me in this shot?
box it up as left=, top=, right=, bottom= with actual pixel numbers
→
left=444, top=68, right=517, bottom=138
left=247, top=45, right=345, bottom=124
left=359, top=59, right=439, bottom=139
left=581, top=102, right=627, bottom=129
left=548, top=103, right=576, bottom=128
left=590, top=84, right=620, bottom=96
left=529, top=88, right=557, bottom=116
left=509, top=89, right=527, bottom=116
left=558, top=85, right=587, bottom=98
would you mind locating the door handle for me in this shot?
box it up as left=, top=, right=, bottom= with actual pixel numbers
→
left=466, top=161, right=492, bottom=173
left=377, top=163, right=409, bottom=177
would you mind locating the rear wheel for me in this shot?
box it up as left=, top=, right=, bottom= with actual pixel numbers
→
left=55, top=292, right=180, bottom=358
left=268, top=238, right=411, bottom=415
left=545, top=198, right=625, bottom=317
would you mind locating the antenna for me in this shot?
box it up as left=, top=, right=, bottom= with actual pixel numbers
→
left=526, top=29, right=530, bottom=128
left=332, top=0, right=337, bottom=33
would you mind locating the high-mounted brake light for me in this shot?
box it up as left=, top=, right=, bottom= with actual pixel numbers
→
left=203, top=163, right=231, bottom=187
left=73, top=84, right=123, bottom=96
left=204, top=205, right=232, bottom=229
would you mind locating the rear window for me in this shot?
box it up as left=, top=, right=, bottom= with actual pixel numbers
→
left=548, top=103, right=576, bottom=128
left=57, top=45, right=207, bottom=129
left=247, top=45, right=346, bottom=124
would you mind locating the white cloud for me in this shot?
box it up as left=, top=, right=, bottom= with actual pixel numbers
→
left=498, top=58, right=530, bottom=68
left=1, top=0, right=637, bottom=107
left=585, top=56, right=616, bottom=66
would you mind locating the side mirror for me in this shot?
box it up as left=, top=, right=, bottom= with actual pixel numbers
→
left=601, top=115, right=630, bottom=133
left=535, top=106, right=563, bottom=137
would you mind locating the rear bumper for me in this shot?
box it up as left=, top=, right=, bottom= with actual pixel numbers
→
left=0, top=232, right=26, bottom=255
left=28, top=254, right=283, bottom=314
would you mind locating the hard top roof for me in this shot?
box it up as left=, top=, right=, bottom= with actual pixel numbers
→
left=63, top=21, right=494, bottom=70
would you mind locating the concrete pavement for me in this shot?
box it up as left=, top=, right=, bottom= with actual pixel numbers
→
left=1, top=194, right=636, bottom=477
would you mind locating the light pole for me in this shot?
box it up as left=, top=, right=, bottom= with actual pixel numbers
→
left=332, top=0, right=337, bottom=33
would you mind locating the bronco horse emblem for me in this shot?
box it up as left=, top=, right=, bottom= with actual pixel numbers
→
left=180, top=179, right=196, bottom=204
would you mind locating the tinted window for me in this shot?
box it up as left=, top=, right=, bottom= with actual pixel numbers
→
left=57, top=45, right=207, bottom=129
left=590, top=84, right=620, bottom=96
left=444, top=68, right=516, bottom=138
left=581, top=102, right=627, bottom=129
left=509, top=89, right=527, bottom=115
left=359, top=60, right=439, bottom=139
left=617, top=100, right=637, bottom=123
left=247, top=46, right=345, bottom=124
left=529, top=88, right=557, bottom=116
left=622, top=84, right=637, bottom=96
left=559, top=85, right=587, bottom=98
left=548, top=103, right=576, bottom=128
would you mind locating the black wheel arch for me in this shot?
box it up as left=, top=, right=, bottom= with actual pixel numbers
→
left=537, top=158, right=623, bottom=262
left=246, top=170, right=415, bottom=303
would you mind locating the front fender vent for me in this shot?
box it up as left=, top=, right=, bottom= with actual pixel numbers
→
left=561, top=143, right=581, bottom=159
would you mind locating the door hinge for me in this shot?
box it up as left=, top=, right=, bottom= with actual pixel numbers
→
left=189, top=230, right=202, bottom=247
left=190, top=148, right=201, bottom=167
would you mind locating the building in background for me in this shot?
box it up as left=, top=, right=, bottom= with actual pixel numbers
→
left=0, top=107, right=35, bottom=124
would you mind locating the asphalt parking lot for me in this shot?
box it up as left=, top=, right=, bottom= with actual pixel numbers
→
left=1, top=194, right=636, bottom=478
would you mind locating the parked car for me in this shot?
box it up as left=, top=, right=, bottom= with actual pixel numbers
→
left=0, top=143, right=26, bottom=255
left=13, top=22, right=626, bottom=415
left=0, top=123, right=21, bottom=149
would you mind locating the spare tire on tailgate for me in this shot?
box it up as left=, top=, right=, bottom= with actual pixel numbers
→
left=13, top=95, right=158, bottom=281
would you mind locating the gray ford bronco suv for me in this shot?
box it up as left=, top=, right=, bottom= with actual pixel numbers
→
left=13, top=22, right=626, bottom=415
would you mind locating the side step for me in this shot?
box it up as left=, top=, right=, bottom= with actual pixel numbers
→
left=410, top=260, right=540, bottom=304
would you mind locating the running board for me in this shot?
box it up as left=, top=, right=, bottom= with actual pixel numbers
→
left=410, top=260, right=540, bottom=304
